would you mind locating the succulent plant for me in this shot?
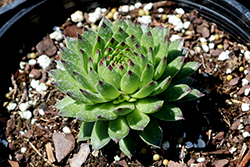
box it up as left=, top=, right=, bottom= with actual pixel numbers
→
left=49, top=16, right=203, bottom=157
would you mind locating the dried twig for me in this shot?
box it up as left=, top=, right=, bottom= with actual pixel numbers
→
left=237, top=146, right=250, bottom=167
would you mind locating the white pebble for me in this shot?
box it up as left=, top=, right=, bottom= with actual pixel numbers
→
left=244, top=51, right=250, bottom=61
left=113, top=12, right=119, bottom=20
left=197, top=157, right=205, bottom=163
left=37, top=54, right=51, bottom=69
left=121, top=5, right=129, bottom=13
left=218, top=51, right=229, bottom=61
left=38, top=109, right=45, bottom=116
left=30, top=79, right=40, bottom=89
left=209, top=35, right=215, bottom=41
left=209, top=43, right=215, bottom=49
left=242, top=78, right=249, bottom=86
left=19, top=61, right=26, bottom=70
left=245, top=87, right=250, bottom=96
left=175, top=8, right=185, bottom=15
left=49, top=31, right=63, bottom=41
left=185, top=142, right=193, bottom=149
left=7, top=102, right=17, bottom=111
left=238, top=123, right=244, bottom=130
left=19, top=103, right=29, bottom=112
left=197, top=139, right=206, bottom=148
left=158, top=8, right=164, bottom=13
left=242, top=103, right=250, bottom=112
left=36, top=83, right=48, bottom=92
left=183, top=21, right=191, bottom=29
left=244, top=70, right=249, bottom=75
left=19, top=110, right=32, bottom=119
left=230, top=146, right=237, bottom=154
left=76, top=22, right=83, bottom=28
left=225, top=68, right=232, bottom=74
left=170, top=34, right=181, bottom=42
left=168, top=15, right=181, bottom=26
left=101, top=8, right=107, bottom=13
left=63, top=126, right=71, bottom=133
left=71, top=10, right=84, bottom=23
left=138, top=15, right=152, bottom=24
left=174, top=21, right=184, bottom=31
left=143, top=2, right=153, bottom=11
left=129, top=5, right=135, bottom=11
left=28, top=59, right=37, bottom=66
left=195, top=46, right=201, bottom=53
left=134, top=2, right=142, bottom=9
left=114, top=155, right=120, bottom=162
left=201, top=44, right=209, bottom=52
left=162, top=141, right=170, bottom=150
left=242, top=131, right=250, bottom=138
left=200, top=37, right=207, bottom=43
left=31, top=118, right=37, bottom=125
left=88, top=11, right=102, bottom=23
left=21, top=147, right=27, bottom=153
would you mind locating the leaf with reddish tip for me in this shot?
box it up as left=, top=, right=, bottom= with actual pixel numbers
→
left=159, top=84, right=192, bottom=102
left=65, top=37, right=77, bottom=53
left=179, top=88, right=204, bottom=101
left=102, top=65, right=121, bottom=89
left=88, top=67, right=100, bottom=86
left=105, top=37, right=118, bottom=49
left=82, top=26, right=97, bottom=46
left=141, top=31, right=154, bottom=54
left=73, top=71, right=96, bottom=92
left=154, top=56, right=167, bottom=80
left=59, top=101, right=86, bottom=117
left=93, top=36, right=105, bottom=59
left=152, top=103, right=184, bottom=121
left=56, top=96, right=75, bottom=110
left=113, top=27, right=129, bottom=43
left=126, top=108, right=150, bottom=131
left=98, top=22, right=113, bottom=43
left=138, top=117, right=162, bottom=147
left=167, top=38, right=184, bottom=63
left=108, top=116, right=129, bottom=143
left=151, top=76, right=171, bottom=96
left=120, top=70, right=140, bottom=94
left=140, top=63, right=154, bottom=88
left=95, top=81, right=121, bottom=100
left=112, top=16, right=128, bottom=32
left=119, top=131, right=138, bottom=158
left=135, top=97, right=164, bottom=114
left=76, top=104, right=100, bottom=122
left=155, top=35, right=169, bottom=64
left=91, top=120, right=111, bottom=150
left=126, top=20, right=143, bottom=40
left=80, top=89, right=106, bottom=103
left=92, top=102, right=118, bottom=120
left=77, top=33, right=93, bottom=57
left=128, top=60, right=141, bottom=77
left=112, top=102, right=135, bottom=116
left=131, top=81, right=158, bottom=99
left=78, top=122, right=94, bottom=141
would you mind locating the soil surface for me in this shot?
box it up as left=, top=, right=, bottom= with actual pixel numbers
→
left=1, top=1, right=250, bottom=167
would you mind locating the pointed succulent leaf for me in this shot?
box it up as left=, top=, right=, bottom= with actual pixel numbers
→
left=141, top=31, right=154, bottom=53
left=125, top=35, right=140, bottom=55
left=147, top=47, right=156, bottom=66
left=161, top=56, right=185, bottom=79
left=77, top=33, right=93, bottom=57
left=66, top=89, right=93, bottom=104
left=80, top=89, right=106, bottom=103
left=99, top=16, right=113, bottom=29
left=112, top=16, right=128, bottom=32
left=120, top=70, right=140, bottom=94
left=73, top=71, right=96, bottom=92
left=154, top=56, right=167, bottom=80
left=93, top=36, right=105, bottom=58
left=78, top=122, right=94, bottom=141
left=140, top=23, right=150, bottom=33
left=88, top=67, right=100, bottom=86
left=112, top=102, right=135, bottom=116
left=60, top=46, right=82, bottom=66
left=128, top=60, right=141, bottom=77
left=64, top=60, right=87, bottom=78
left=91, top=120, right=111, bottom=150
left=152, top=103, right=184, bottom=121
left=113, top=27, right=129, bottom=43
left=76, top=104, right=99, bottom=122
left=139, top=54, right=148, bottom=72
left=59, top=101, right=85, bottom=117
left=126, top=20, right=143, bottom=40
left=65, top=37, right=77, bottom=53
left=82, top=26, right=97, bottom=46
left=56, top=96, right=75, bottom=110
left=119, top=131, right=138, bottom=158
left=108, top=116, right=130, bottom=143
left=98, top=22, right=113, bottom=43
left=151, top=76, right=171, bottom=96
left=131, top=81, right=158, bottom=99
left=135, top=97, right=164, bottom=114
left=96, top=81, right=121, bottom=100
left=126, top=108, right=150, bottom=130
left=79, top=49, right=89, bottom=73
left=179, top=88, right=204, bottom=101
left=140, top=63, right=154, bottom=88
left=93, top=102, right=118, bottom=120
left=93, top=49, right=103, bottom=68
left=151, top=25, right=163, bottom=47
left=102, top=65, right=121, bottom=89
left=138, top=118, right=162, bottom=147
left=167, top=38, right=184, bottom=63
left=155, top=35, right=168, bottom=63
left=105, top=37, right=119, bottom=50
left=172, top=62, right=201, bottom=83
left=159, top=84, right=192, bottom=102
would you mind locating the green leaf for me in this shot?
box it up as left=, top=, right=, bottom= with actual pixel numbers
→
left=56, top=96, right=75, bottom=110
left=88, top=67, right=100, bottom=86
left=78, top=122, right=94, bottom=141
left=119, top=131, right=138, bottom=158
left=152, top=103, right=184, bottom=121
left=151, top=25, right=163, bottom=48
left=77, top=34, right=93, bottom=57
left=65, top=37, right=77, bottom=53
left=138, top=118, right=162, bottom=147
left=161, top=56, right=185, bottom=80
left=73, top=71, right=96, bottom=92
left=128, top=60, right=142, bottom=77
left=179, top=88, right=204, bottom=101
left=140, top=63, right=154, bottom=88
left=108, top=116, right=130, bottom=143
left=105, top=37, right=119, bottom=50
left=141, top=31, right=154, bottom=53
left=154, top=56, right=167, bottom=80
left=82, top=26, right=97, bottom=46
left=76, top=104, right=99, bottom=122
left=126, top=20, right=143, bottom=40
left=80, top=89, right=106, bottom=103
left=93, top=36, right=105, bottom=59
left=167, top=38, right=184, bottom=63
left=102, top=65, right=121, bottom=89
left=98, top=22, right=113, bottom=43
left=113, top=27, right=129, bottom=43
left=159, top=84, right=192, bottom=102
left=66, top=89, right=93, bottom=104
left=155, top=35, right=169, bottom=64
left=135, top=97, right=164, bottom=114
left=96, top=81, right=121, bottom=100
left=112, top=102, right=135, bottom=116
left=112, top=16, right=128, bottom=32
left=100, top=16, right=113, bottom=29
left=172, top=62, right=201, bottom=83
left=59, top=101, right=85, bottom=117
left=131, top=81, right=158, bottom=99
left=120, top=70, right=140, bottom=94
left=91, top=121, right=111, bottom=150
left=93, top=102, right=118, bottom=120
left=126, top=108, right=150, bottom=130
left=151, top=76, right=171, bottom=96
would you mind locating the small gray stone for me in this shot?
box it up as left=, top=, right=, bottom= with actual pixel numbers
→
left=69, top=143, right=90, bottom=167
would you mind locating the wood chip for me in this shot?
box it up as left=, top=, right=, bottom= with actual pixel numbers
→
left=46, top=143, right=56, bottom=163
